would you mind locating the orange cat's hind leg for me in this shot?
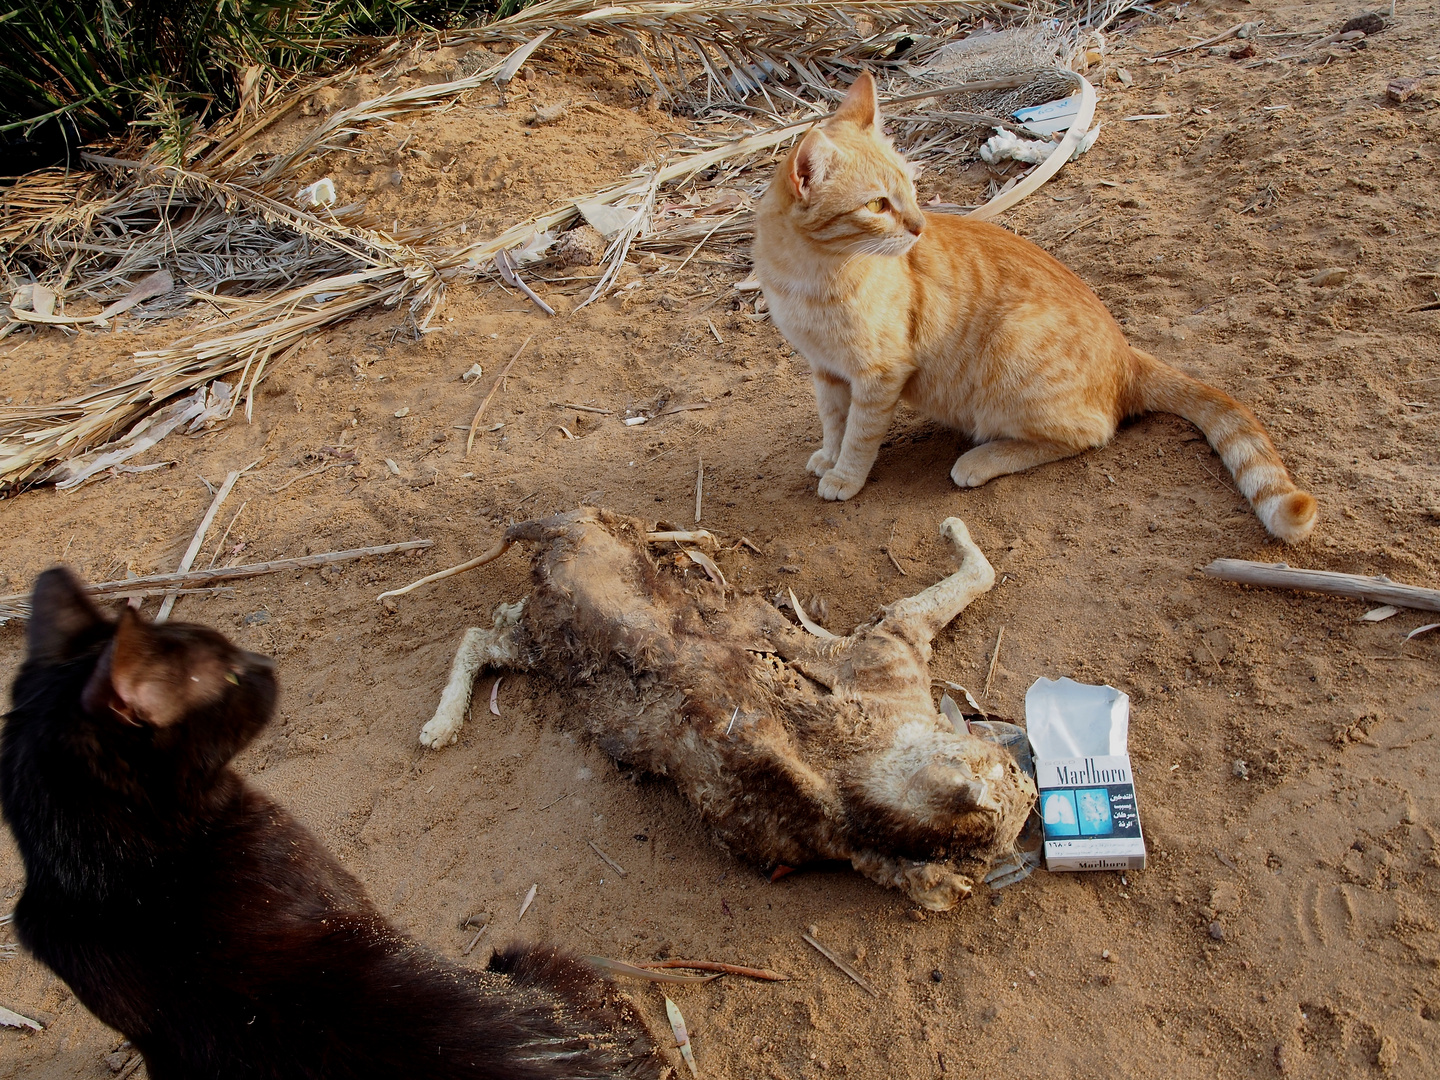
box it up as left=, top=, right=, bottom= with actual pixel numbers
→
left=950, top=439, right=1082, bottom=488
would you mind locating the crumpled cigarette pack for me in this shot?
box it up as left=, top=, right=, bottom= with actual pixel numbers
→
left=1025, top=678, right=1147, bottom=872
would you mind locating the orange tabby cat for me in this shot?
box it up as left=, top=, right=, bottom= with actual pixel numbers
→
left=752, top=72, right=1317, bottom=543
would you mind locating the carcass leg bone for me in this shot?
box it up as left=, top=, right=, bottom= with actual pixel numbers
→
left=419, top=600, right=527, bottom=748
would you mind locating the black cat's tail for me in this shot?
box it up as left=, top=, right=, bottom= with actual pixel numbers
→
left=483, top=943, right=661, bottom=1079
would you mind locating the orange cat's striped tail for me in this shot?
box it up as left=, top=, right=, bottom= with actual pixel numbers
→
left=1127, top=349, right=1318, bottom=543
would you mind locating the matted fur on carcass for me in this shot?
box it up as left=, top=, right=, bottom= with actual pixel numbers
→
left=412, top=508, right=1035, bottom=911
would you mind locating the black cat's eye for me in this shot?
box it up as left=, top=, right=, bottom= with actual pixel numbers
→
left=865, top=197, right=890, bottom=214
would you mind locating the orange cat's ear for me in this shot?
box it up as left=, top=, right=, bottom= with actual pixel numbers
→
left=833, top=70, right=878, bottom=128
left=789, top=128, right=834, bottom=203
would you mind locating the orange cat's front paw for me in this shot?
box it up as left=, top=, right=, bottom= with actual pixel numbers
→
left=806, top=449, right=837, bottom=477
left=818, top=469, right=865, bottom=501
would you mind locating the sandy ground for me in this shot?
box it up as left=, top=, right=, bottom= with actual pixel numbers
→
left=3, top=0, right=1439, bottom=1076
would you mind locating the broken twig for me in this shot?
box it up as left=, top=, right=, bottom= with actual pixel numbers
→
left=0, top=541, right=432, bottom=622
left=587, top=841, right=628, bottom=877
left=466, top=335, right=534, bottom=456
left=636, top=959, right=789, bottom=981
left=157, top=462, right=254, bottom=621
left=586, top=956, right=721, bottom=983
left=802, top=931, right=879, bottom=997
left=982, top=625, right=1006, bottom=698
left=494, top=249, right=555, bottom=316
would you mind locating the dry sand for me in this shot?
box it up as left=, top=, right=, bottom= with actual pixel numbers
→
left=2, top=1, right=1437, bottom=1076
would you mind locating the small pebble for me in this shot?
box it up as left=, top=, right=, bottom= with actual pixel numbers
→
left=930, top=969, right=944, bottom=983
left=1233, top=759, right=1250, bottom=779
left=909, top=908, right=926, bottom=923
left=1208, top=921, right=1226, bottom=942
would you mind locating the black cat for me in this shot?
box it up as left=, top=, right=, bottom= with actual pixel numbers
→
left=1, top=568, right=657, bottom=1079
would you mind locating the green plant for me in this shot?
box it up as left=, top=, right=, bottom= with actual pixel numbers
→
left=0, top=0, right=508, bottom=164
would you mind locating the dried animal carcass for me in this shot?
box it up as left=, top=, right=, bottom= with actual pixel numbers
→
left=416, top=508, right=1034, bottom=910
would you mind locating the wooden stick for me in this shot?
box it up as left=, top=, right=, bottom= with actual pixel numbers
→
left=467, top=335, right=533, bottom=457
left=552, top=402, right=611, bottom=414
left=634, top=959, right=789, bottom=982
left=0, top=541, right=433, bottom=621
left=1203, top=559, right=1440, bottom=614
left=271, top=461, right=350, bottom=493
left=587, top=840, right=628, bottom=877
left=158, top=465, right=249, bottom=622
left=376, top=539, right=513, bottom=601
left=694, top=455, right=703, bottom=524
left=982, top=625, right=1006, bottom=698
left=1149, top=21, right=1247, bottom=59
left=802, top=932, right=879, bottom=998
left=461, top=923, right=490, bottom=956
left=885, top=525, right=907, bottom=576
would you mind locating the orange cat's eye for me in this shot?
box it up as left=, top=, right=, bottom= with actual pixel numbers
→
left=865, top=197, right=889, bottom=213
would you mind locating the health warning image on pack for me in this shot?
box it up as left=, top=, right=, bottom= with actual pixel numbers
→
left=1042, top=790, right=1080, bottom=838
left=1076, top=788, right=1113, bottom=836
left=1041, top=785, right=1142, bottom=840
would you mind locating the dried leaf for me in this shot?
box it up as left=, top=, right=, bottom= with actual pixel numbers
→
left=665, top=996, right=699, bottom=1078
left=489, top=676, right=503, bottom=716
left=0, top=1005, right=43, bottom=1031
left=684, top=548, right=728, bottom=590
left=496, top=30, right=555, bottom=85
left=1360, top=605, right=1399, bottom=622
left=938, top=693, right=965, bottom=734
left=788, top=588, right=839, bottom=640
left=1406, top=623, right=1440, bottom=641
left=518, top=882, right=538, bottom=921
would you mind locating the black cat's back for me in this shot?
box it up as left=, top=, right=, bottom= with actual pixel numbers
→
left=1, top=568, right=658, bottom=1079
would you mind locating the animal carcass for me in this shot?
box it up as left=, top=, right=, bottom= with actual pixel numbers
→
left=417, top=508, right=1034, bottom=911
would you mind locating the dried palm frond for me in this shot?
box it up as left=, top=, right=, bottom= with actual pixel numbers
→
left=3, top=2, right=1113, bottom=496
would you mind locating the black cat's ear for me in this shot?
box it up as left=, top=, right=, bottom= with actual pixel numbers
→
left=833, top=70, right=878, bottom=129
left=789, top=128, right=834, bottom=203
left=26, top=567, right=107, bottom=664
left=92, top=610, right=233, bottom=728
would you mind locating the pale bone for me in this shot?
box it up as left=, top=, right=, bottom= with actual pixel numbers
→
left=420, top=602, right=526, bottom=748
left=417, top=507, right=1032, bottom=910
